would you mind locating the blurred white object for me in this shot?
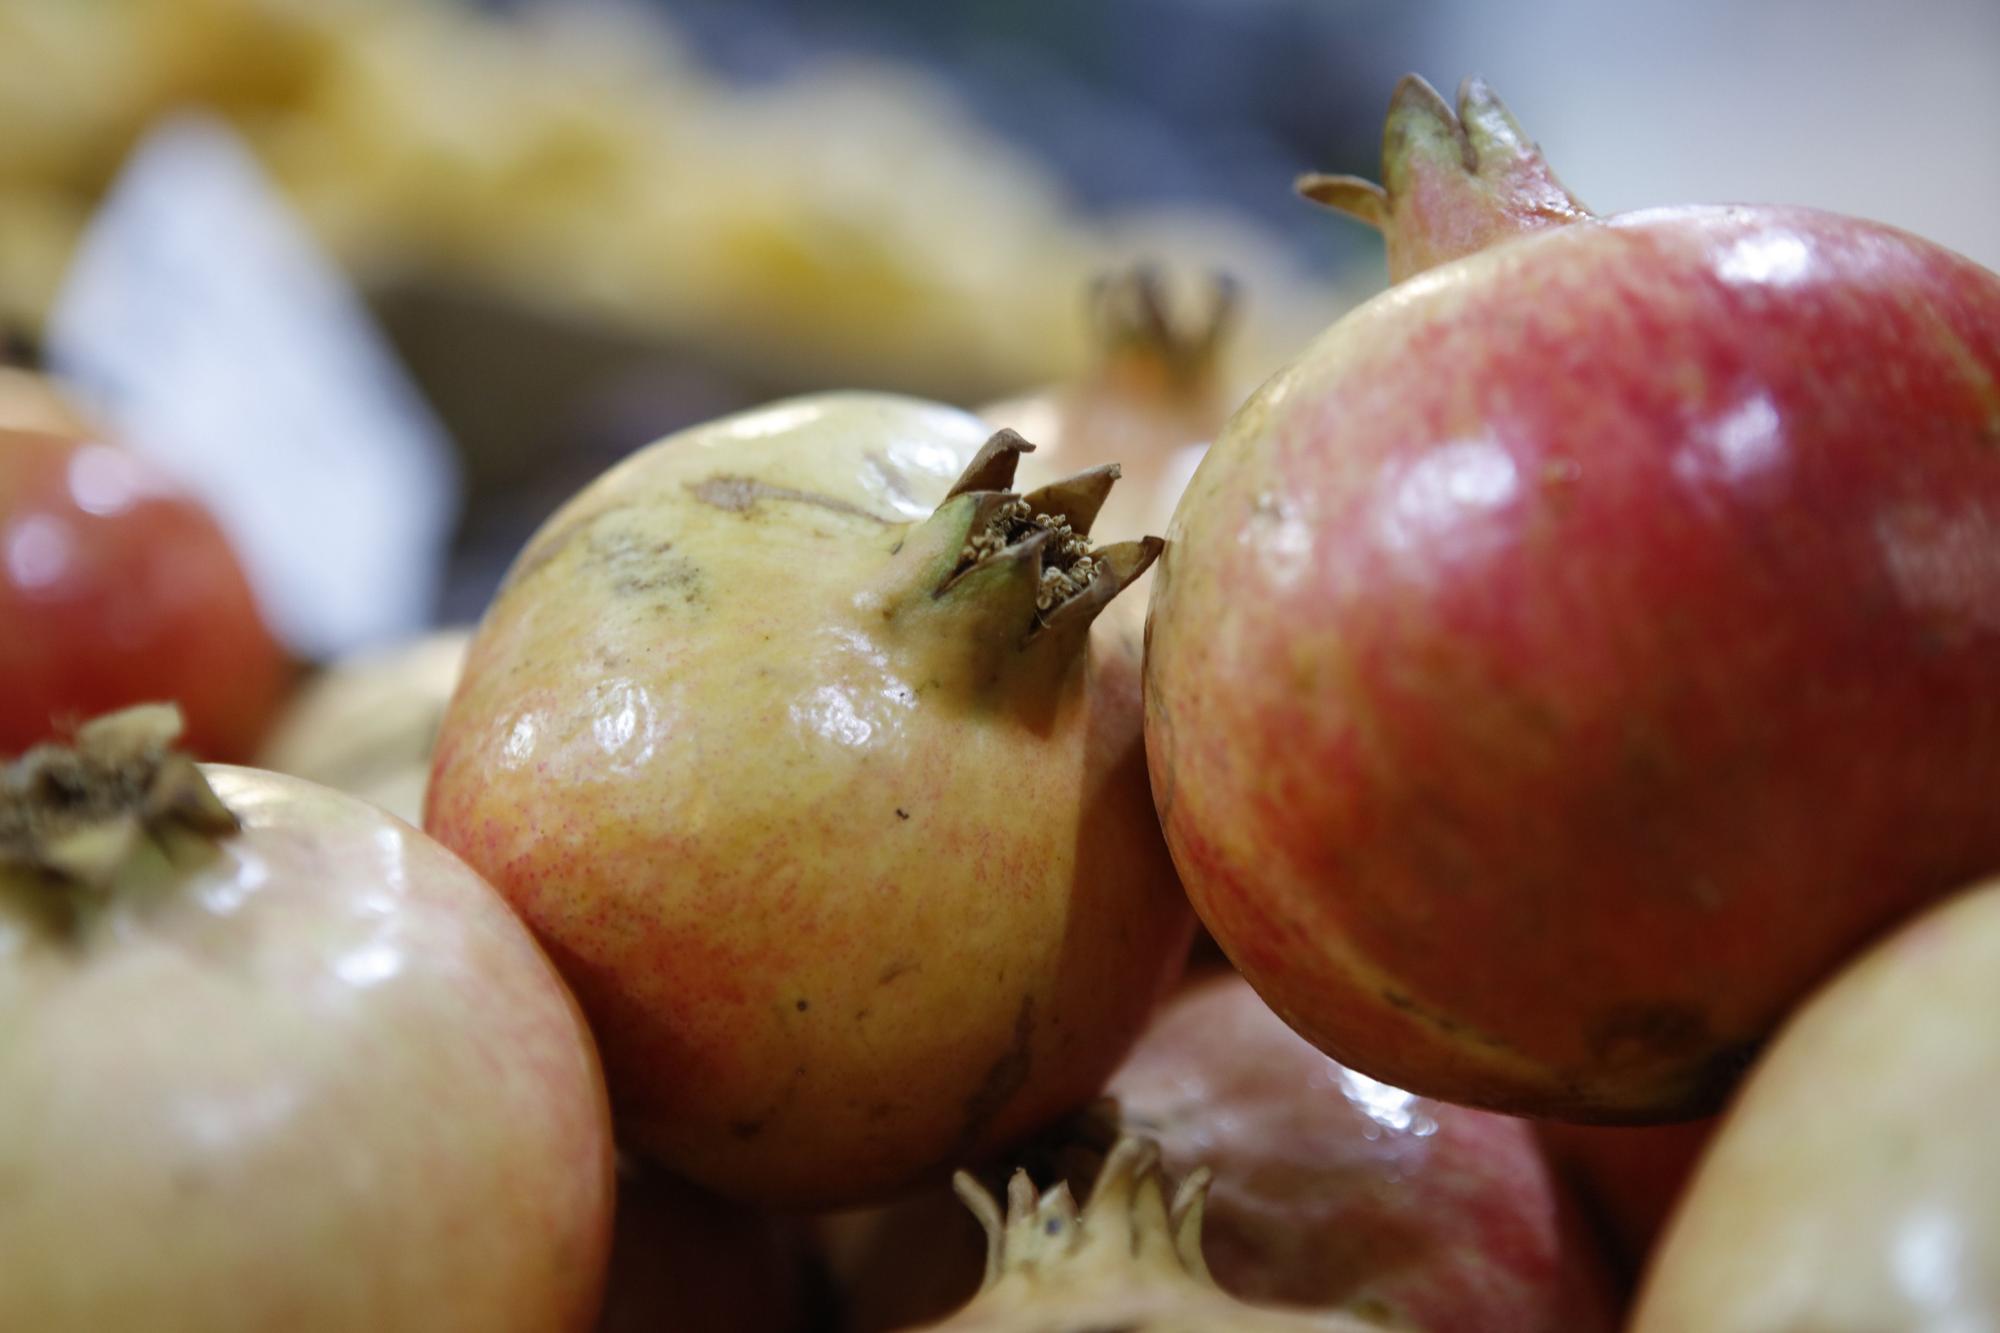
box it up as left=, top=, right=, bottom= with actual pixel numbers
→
left=46, top=114, right=460, bottom=660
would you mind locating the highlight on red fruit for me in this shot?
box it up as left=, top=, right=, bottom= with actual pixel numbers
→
left=1145, top=72, right=2000, bottom=1122
left=0, top=426, right=291, bottom=761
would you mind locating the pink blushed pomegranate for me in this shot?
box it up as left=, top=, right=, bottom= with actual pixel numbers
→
left=820, top=973, right=1615, bottom=1332
left=1144, top=74, right=2000, bottom=1119
left=428, top=393, right=1193, bottom=1207
left=0, top=707, right=613, bottom=1331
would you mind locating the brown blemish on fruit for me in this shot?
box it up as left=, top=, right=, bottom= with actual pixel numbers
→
left=895, top=807, right=910, bottom=820
left=955, top=996, right=1035, bottom=1154
left=725, top=1061, right=812, bottom=1143
left=587, top=529, right=706, bottom=604
left=879, top=959, right=917, bottom=984
left=688, top=474, right=891, bottom=524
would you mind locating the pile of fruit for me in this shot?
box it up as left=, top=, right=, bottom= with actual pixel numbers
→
left=4, top=74, right=1999, bottom=1331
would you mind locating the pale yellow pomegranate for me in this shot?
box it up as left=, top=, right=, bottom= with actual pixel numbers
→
left=0, top=707, right=613, bottom=1331
left=427, top=392, right=1193, bottom=1206
left=258, top=628, right=471, bottom=826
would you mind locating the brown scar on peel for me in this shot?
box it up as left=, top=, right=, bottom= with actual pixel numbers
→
left=954, top=995, right=1035, bottom=1156
left=688, top=475, right=893, bottom=524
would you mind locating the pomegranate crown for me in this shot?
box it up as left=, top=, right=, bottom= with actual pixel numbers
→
left=952, top=1135, right=1215, bottom=1289
left=1298, top=73, right=1592, bottom=282
left=0, top=704, right=237, bottom=899
left=931, top=429, right=1162, bottom=649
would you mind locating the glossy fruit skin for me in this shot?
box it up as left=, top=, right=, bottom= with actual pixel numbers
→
left=1146, top=204, right=2000, bottom=1119
left=0, top=429, right=291, bottom=761
left=427, top=393, right=1192, bottom=1206
left=0, top=766, right=615, bottom=1332
left=1108, top=974, right=1615, bottom=1332
left=1633, top=876, right=2000, bottom=1331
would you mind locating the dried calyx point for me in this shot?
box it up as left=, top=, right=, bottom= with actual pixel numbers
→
left=953, top=1134, right=1215, bottom=1291
left=0, top=703, right=237, bottom=889
left=939, top=1135, right=1372, bottom=1330
left=939, top=429, right=1163, bottom=639
left=1089, top=264, right=1238, bottom=393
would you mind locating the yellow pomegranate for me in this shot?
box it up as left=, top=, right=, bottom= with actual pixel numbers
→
left=426, top=392, right=1193, bottom=1206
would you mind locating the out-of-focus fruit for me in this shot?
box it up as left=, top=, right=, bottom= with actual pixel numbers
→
left=0, top=427, right=292, bottom=760
left=918, top=1136, right=1382, bottom=1332
left=821, top=973, right=1615, bottom=1332
left=817, top=1185, right=990, bottom=1333
left=0, top=705, right=614, bottom=1331
left=1537, top=1118, right=1715, bottom=1287
left=258, top=627, right=469, bottom=825
left=0, top=360, right=92, bottom=436
left=427, top=393, right=1193, bottom=1206
left=1109, top=974, right=1616, bottom=1330
left=595, top=1156, right=820, bottom=1333
left=1145, top=73, right=2000, bottom=1120
left=984, top=265, right=1238, bottom=542
left=1633, top=876, right=2000, bottom=1331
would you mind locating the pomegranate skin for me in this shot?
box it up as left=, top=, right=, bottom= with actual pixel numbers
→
left=428, top=393, right=1192, bottom=1206
left=1111, top=974, right=1616, bottom=1332
left=1146, top=202, right=2000, bottom=1119
left=0, top=429, right=292, bottom=761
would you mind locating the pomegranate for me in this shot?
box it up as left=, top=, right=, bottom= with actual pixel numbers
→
left=0, top=706, right=613, bottom=1331
left=427, top=392, right=1193, bottom=1206
left=1144, top=73, right=2000, bottom=1119
left=1633, top=875, right=2000, bottom=1331
left=821, top=973, right=1615, bottom=1332
left=983, top=264, right=1239, bottom=543
left=0, top=426, right=292, bottom=761
left=259, top=627, right=470, bottom=825
left=1109, top=974, right=1615, bottom=1330
left=919, top=1135, right=1381, bottom=1333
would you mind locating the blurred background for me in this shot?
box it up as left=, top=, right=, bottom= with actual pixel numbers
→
left=1, top=0, right=1995, bottom=628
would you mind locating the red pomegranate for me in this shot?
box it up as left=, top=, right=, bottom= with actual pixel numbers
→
left=1143, top=74, right=2000, bottom=1119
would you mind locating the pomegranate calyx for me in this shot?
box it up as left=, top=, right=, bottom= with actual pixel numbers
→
left=1300, top=72, right=1591, bottom=283
left=930, top=431, right=1162, bottom=643
left=954, top=1135, right=1213, bottom=1292
left=1086, top=265, right=1239, bottom=398
left=0, top=704, right=237, bottom=892
left=944, top=428, right=1036, bottom=501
